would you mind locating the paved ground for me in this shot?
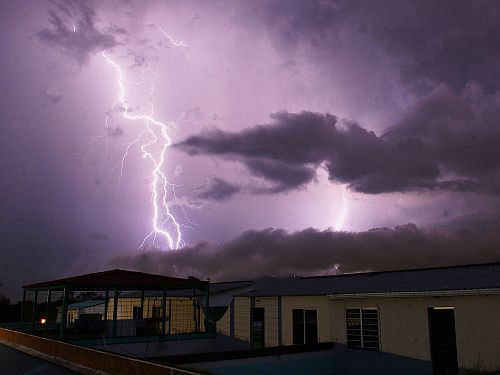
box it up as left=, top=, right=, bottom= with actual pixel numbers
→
left=0, top=343, right=79, bottom=375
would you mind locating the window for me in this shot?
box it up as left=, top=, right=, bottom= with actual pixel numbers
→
left=293, top=309, right=318, bottom=345
left=345, top=308, right=379, bottom=351
left=133, top=306, right=143, bottom=319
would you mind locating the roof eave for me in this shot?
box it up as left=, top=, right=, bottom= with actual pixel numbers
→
left=328, top=288, right=500, bottom=299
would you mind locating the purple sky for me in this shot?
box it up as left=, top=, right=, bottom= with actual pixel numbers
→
left=1, top=0, right=500, bottom=299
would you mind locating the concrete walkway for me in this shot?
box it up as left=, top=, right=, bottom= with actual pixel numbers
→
left=0, top=343, right=79, bottom=375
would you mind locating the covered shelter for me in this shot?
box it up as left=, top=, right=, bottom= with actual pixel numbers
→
left=20, top=269, right=209, bottom=341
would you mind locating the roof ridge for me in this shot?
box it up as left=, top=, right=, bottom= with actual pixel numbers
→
left=23, top=268, right=205, bottom=289
left=300, top=261, right=500, bottom=280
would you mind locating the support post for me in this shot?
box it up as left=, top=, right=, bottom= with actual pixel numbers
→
left=140, top=290, right=144, bottom=318
left=168, top=299, right=172, bottom=335
left=204, top=283, right=210, bottom=332
left=112, top=289, right=118, bottom=337
left=31, top=290, right=38, bottom=331
left=161, top=290, right=166, bottom=336
left=103, top=290, right=109, bottom=322
left=250, top=296, right=255, bottom=345
left=20, top=289, right=26, bottom=330
left=230, top=299, right=235, bottom=338
left=193, top=289, right=197, bottom=332
left=44, top=290, right=51, bottom=335
left=278, top=296, right=282, bottom=346
left=59, top=289, right=68, bottom=340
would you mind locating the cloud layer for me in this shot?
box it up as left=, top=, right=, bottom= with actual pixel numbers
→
left=257, top=0, right=500, bottom=93
left=175, top=83, right=500, bottom=195
left=110, top=220, right=500, bottom=281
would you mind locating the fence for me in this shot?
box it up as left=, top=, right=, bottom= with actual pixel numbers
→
left=19, top=288, right=207, bottom=342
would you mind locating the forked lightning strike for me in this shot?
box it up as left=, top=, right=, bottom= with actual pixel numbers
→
left=96, top=25, right=187, bottom=250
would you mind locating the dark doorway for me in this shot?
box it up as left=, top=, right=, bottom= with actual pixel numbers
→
left=251, top=307, right=265, bottom=349
left=305, top=309, right=318, bottom=344
left=428, top=307, right=459, bottom=375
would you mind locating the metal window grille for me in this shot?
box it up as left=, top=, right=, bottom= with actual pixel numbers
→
left=345, top=308, right=379, bottom=351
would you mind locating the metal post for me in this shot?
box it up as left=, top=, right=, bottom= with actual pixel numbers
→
left=193, top=289, right=197, bottom=332
left=31, top=290, right=38, bottom=331
left=204, top=283, right=210, bottom=332
left=230, top=299, right=235, bottom=338
left=140, top=290, right=144, bottom=318
left=104, top=290, right=109, bottom=321
left=20, top=289, right=26, bottom=330
left=250, top=296, right=255, bottom=345
left=44, top=290, right=51, bottom=335
left=168, top=299, right=172, bottom=335
left=161, top=290, right=166, bottom=336
left=278, top=296, right=282, bottom=346
left=103, top=290, right=109, bottom=337
left=59, top=289, right=68, bottom=340
left=112, top=289, right=118, bottom=337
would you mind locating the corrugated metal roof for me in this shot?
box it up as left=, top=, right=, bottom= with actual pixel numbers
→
left=238, top=262, right=500, bottom=297
left=208, top=281, right=253, bottom=294
left=23, top=269, right=207, bottom=291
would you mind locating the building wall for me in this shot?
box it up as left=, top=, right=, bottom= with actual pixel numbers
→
left=233, top=296, right=250, bottom=342
left=281, top=296, right=332, bottom=346
left=329, top=294, right=500, bottom=372
left=231, top=293, right=500, bottom=372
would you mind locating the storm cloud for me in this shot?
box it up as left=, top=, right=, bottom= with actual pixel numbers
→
left=191, top=176, right=241, bottom=202
left=37, top=0, right=123, bottom=64
left=175, top=83, right=500, bottom=195
left=256, top=0, right=500, bottom=93
left=110, top=221, right=500, bottom=281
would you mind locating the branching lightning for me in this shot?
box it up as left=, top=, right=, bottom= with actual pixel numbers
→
left=334, top=184, right=349, bottom=231
left=90, top=24, right=188, bottom=250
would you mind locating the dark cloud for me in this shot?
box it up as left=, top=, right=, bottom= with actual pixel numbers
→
left=109, top=222, right=500, bottom=281
left=256, top=0, right=500, bottom=93
left=191, top=177, right=240, bottom=202
left=175, top=83, right=500, bottom=195
left=37, top=0, right=121, bottom=65
left=175, top=111, right=335, bottom=192
left=368, top=0, right=500, bottom=93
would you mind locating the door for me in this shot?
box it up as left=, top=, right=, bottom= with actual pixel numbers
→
left=252, top=307, right=265, bottom=349
left=293, top=309, right=318, bottom=345
left=305, top=309, right=318, bottom=344
left=428, top=307, right=459, bottom=375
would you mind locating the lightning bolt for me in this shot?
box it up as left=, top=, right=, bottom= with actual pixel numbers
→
left=334, top=184, right=349, bottom=231
left=94, top=25, right=187, bottom=250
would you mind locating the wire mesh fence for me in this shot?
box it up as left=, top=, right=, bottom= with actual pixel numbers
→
left=19, top=288, right=207, bottom=341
